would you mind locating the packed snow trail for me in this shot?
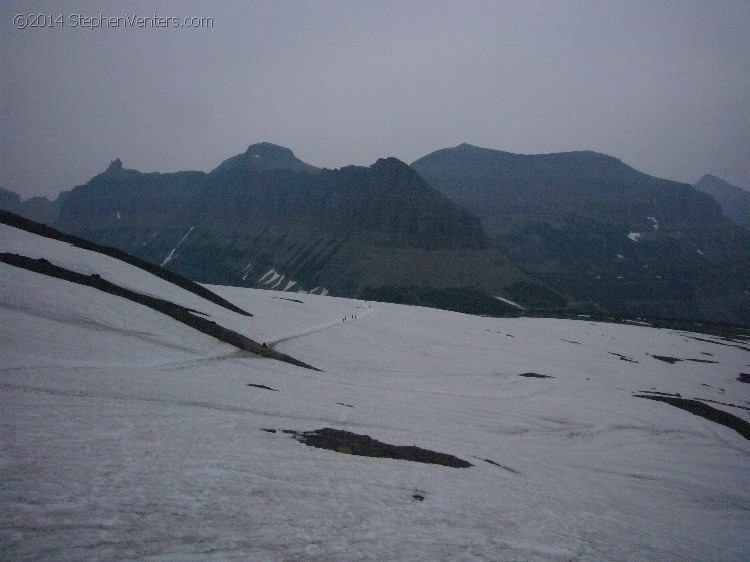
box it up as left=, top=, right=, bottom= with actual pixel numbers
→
left=267, top=302, right=373, bottom=347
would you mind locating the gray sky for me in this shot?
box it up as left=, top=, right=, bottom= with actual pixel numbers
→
left=2, top=0, right=749, bottom=199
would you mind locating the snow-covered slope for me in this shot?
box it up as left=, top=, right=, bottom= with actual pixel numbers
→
left=1, top=220, right=748, bottom=560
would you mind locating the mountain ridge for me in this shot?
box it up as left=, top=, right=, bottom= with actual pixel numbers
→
left=40, top=145, right=528, bottom=314
left=693, top=174, right=750, bottom=231
left=412, top=144, right=750, bottom=324
left=3, top=142, right=748, bottom=323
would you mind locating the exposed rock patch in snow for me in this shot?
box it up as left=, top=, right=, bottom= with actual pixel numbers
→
left=246, top=383, right=279, bottom=392
left=609, top=352, right=638, bottom=363
left=473, top=457, right=519, bottom=473
left=518, top=372, right=553, bottom=378
left=650, top=354, right=718, bottom=365
left=281, top=427, right=473, bottom=468
left=634, top=393, right=750, bottom=440
left=271, top=296, right=304, bottom=304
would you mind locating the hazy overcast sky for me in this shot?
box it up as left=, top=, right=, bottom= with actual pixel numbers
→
left=2, top=0, right=749, bottom=199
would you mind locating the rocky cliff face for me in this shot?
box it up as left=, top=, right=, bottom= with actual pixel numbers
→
left=9, top=141, right=746, bottom=322
left=50, top=145, right=526, bottom=310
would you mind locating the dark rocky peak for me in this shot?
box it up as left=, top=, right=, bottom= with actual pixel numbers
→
left=211, top=142, right=319, bottom=175
left=370, top=157, right=425, bottom=186
left=89, top=158, right=141, bottom=184
left=107, top=158, right=123, bottom=172
left=371, top=156, right=409, bottom=170
left=695, top=174, right=745, bottom=192
left=696, top=174, right=721, bottom=184
left=245, top=142, right=295, bottom=160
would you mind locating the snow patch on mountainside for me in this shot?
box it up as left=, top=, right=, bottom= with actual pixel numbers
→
left=494, top=296, right=525, bottom=310
left=258, top=268, right=275, bottom=283
left=160, top=226, right=194, bottom=267
left=142, top=232, right=159, bottom=246
left=256, top=267, right=326, bottom=295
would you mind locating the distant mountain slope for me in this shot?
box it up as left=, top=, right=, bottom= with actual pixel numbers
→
left=49, top=144, right=529, bottom=314
left=0, top=188, right=21, bottom=214
left=0, top=187, right=65, bottom=225
left=412, top=144, right=750, bottom=323
left=694, top=174, right=750, bottom=231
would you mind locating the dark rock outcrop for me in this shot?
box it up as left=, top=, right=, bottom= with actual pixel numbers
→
left=285, top=427, right=473, bottom=468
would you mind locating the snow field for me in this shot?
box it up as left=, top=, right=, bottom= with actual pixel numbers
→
left=1, top=221, right=748, bottom=560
